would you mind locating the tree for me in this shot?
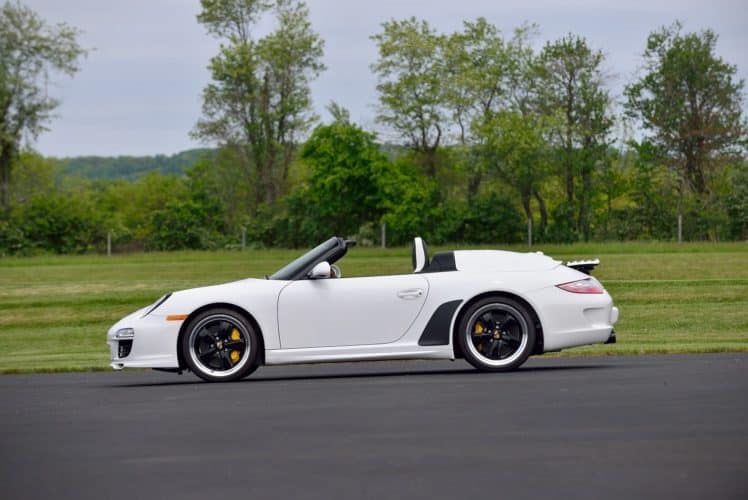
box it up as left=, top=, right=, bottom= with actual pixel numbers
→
left=371, top=17, right=445, bottom=177
left=192, top=0, right=325, bottom=207
left=443, top=19, right=523, bottom=198
left=5, top=192, right=104, bottom=254
left=299, top=115, right=391, bottom=237
left=625, top=23, right=746, bottom=203
left=626, top=141, right=679, bottom=239
left=8, top=150, right=57, bottom=205
left=726, top=161, right=748, bottom=240
left=479, top=110, right=551, bottom=242
left=95, top=172, right=187, bottom=244
left=377, top=157, right=447, bottom=246
left=443, top=18, right=509, bottom=148
left=443, top=20, right=549, bottom=235
left=0, top=1, right=86, bottom=210
left=149, top=199, right=222, bottom=251
left=595, top=147, right=631, bottom=240
left=535, top=34, right=613, bottom=240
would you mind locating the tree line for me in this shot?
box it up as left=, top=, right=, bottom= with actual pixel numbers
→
left=56, top=149, right=216, bottom=181
left=0, top=0, right=745, bottom=255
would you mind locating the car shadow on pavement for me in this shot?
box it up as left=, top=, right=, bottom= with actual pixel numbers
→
left=108, top=363, right=616, bottom=388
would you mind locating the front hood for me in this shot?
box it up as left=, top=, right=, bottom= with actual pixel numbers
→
left=453, top=250, right=561, bottom=272
left=167, top=277, right=268, bottom=302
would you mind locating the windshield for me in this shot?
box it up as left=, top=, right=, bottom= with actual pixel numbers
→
left=268, top=237, right=340, bottom=281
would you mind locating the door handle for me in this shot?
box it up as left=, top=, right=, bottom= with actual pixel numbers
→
left=397, top=288, right=424, bottom=300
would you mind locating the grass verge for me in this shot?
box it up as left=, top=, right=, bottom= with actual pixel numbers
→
left=1, top=241, right=747, bottom=373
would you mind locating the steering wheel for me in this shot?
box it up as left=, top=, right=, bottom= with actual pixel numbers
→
left=330, top=264, right=342, bottom=278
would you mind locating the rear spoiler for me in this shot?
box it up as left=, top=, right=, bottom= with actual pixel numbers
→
left=566, top=258, right=600, bottom=275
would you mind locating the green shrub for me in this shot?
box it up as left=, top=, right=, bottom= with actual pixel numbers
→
left=0, top=194, right=105, bottom=254
left=148, top=200, right=224, bottom=250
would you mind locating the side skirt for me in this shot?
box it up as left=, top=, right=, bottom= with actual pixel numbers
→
left=264, top=343, right=454, bottom=366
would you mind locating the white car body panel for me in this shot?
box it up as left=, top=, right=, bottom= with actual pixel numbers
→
left=453, top=250, right=560, bottom=272
left=107, top=240, right=619, bottom=374
left=278, top=274, right=429, bottom=348
left=162, top=278, right=286, bottom=350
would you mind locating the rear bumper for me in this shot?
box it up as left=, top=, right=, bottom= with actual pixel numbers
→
left=533, top=287, right=619, bottom=352
left=605, top=329, right=617, bottom=344
left=605, top=307, right=619, bottom=343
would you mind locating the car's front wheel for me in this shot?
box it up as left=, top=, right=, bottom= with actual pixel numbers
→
left=182, top=308, right=260, bottom=382
left=457, top=297, right=536, bottom=372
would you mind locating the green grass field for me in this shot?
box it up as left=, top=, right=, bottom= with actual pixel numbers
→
left=1, top=241, right=747, bottom=373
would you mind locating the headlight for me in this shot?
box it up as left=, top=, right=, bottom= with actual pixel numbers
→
left=115, top=328, right=135, bottom=339
left=142, top=293, right=172, bottom=317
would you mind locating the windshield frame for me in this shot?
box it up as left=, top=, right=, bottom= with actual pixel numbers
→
left=268, top=237, right=349, bottom=281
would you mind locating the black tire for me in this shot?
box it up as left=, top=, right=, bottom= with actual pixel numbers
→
left=181, top=308, right=260, bottom=382
left=457, top=297, right=536, bottom=372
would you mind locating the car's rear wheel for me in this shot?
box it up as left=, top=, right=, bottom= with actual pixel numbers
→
left=458, top=297, right=536, bottom=372
left=182, top=308, right=260, bottom=382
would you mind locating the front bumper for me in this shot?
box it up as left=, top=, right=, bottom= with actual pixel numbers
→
left=107, top=308, right=182, bottom=370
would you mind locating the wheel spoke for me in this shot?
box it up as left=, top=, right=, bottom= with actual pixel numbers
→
left=475, top=332, right=521, bottom=360
left=480, top=313, right=495, bottom=329
left=219, top=351, right=232, bottom=369
left=219, top=321, right=232, bottom=337
left=224, top=340, right=245, bottom=349
left=502, top=316, right=518, bottom=328
left=198, top=347, right=217, bottom=360
left=498, top=340, right=512, bottom=359
left=503, top=335, right=520, bottom=347
left=487, top=339, right=499, bottom=358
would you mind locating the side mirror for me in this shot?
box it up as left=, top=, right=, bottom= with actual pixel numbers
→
left=308, top=261, right=331, bottom=280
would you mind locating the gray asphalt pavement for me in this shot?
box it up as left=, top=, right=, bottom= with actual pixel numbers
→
left=1, top=354, right=746, bottom=500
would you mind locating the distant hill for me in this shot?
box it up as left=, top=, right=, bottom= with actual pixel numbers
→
left=54, top=143, right=408, bottom=182
left=56, top=148, right=218, bottom=181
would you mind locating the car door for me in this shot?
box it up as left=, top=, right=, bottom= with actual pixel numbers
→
left=277, top=274, right=429, bottom=348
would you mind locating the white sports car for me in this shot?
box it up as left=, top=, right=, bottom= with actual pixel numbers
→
left=107, top=237, right=619, bottom=382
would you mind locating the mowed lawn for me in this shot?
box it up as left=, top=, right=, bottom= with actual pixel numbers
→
left=1, top=242, right=747, bottom=373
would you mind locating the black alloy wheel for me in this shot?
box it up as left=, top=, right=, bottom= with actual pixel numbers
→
left=458, top=297, right=536, bottom=372
left=182, top=308, right=260, bottom=382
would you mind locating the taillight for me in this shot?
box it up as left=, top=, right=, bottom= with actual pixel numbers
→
left=557, top=278, right=604, bottom=294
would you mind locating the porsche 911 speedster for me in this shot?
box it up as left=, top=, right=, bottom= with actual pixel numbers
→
left=107, top=237, right=619, bottom=382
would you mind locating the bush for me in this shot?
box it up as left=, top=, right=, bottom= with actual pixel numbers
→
left=452, top=192, right=524, bottom=244
left=0, top=193, right=105, bottom=254
left=147, top=200, right=224, bottom=250
left=726, top=162, right=748, bottom=240
left=244, top=192, right=330, bottom=249
left=547, top=201, right=578, bottom=243
left=378, top=159, right=448, bottom=246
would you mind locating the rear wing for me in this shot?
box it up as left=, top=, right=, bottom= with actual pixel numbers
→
left=566, top=258, right=600, bottom=275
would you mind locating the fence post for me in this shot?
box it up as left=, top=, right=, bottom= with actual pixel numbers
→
left=677, top=214, right=682, bottom=243
left=381, top=223, right=386, bottom=249
left=241, top=227, right=247, bottom=250
left=107, top=231, right=112, bottom=257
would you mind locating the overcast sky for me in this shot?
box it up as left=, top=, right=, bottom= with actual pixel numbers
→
left=22, top=0, right=748, bottom=157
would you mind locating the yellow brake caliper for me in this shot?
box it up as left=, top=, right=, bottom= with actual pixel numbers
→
left=229, top=328, right=241, bottom=362
left=474, top=322, right=484, bottom=350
